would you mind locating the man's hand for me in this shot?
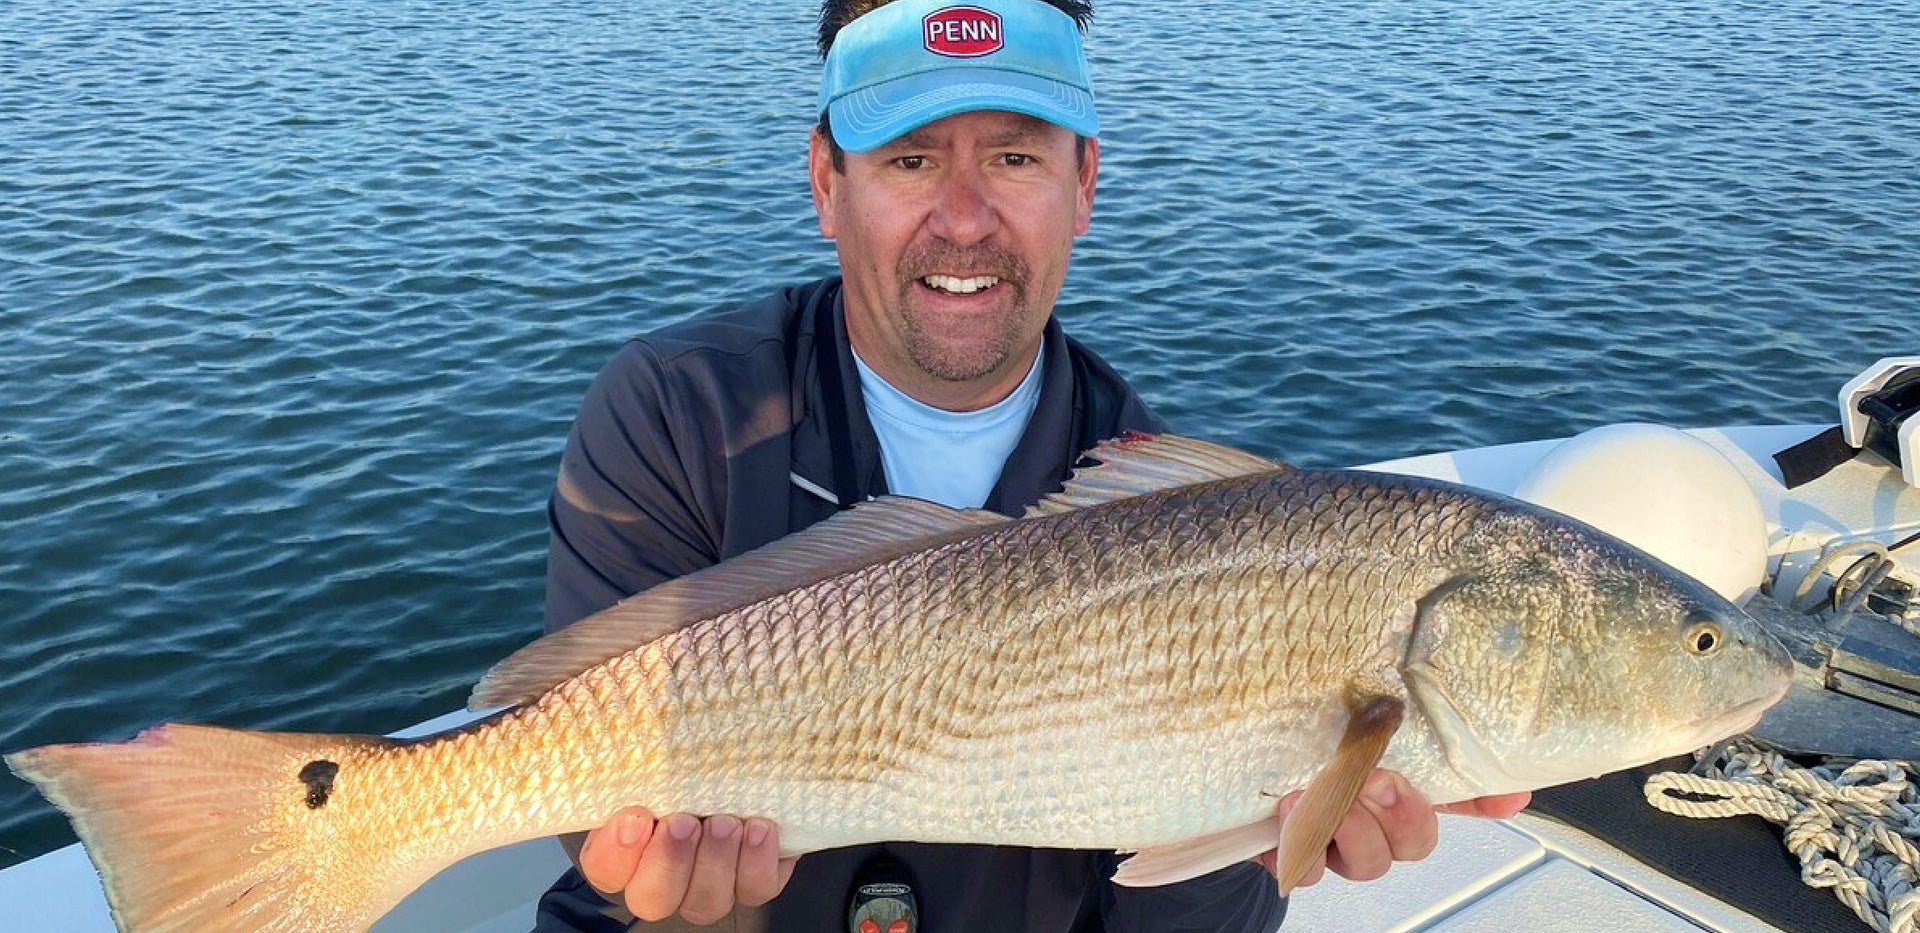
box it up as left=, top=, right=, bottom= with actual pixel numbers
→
left=578, top=808, right=796, bottom=924
left=1259, top=771, right=1531, bottom=889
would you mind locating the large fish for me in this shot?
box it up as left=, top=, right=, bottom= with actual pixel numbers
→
left=8, top=434, right=1792, bottom=933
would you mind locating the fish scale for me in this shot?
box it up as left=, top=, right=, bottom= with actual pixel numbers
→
left=514, top=475, right=1460, bottom=851
left=6, top=434, right=1792, bottom=933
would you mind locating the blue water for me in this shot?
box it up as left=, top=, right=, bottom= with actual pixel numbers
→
left=1, top=0, right=1916, bottom=864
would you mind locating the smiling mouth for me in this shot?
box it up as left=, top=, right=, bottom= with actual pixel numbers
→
left=921, top=274, right=1001, bottom=295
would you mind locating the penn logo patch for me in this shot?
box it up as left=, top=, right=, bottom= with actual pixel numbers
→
left=924, top=6, right=1003, bottom=57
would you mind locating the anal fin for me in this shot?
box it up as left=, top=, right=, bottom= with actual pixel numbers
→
left=1276, top=691, right=1406, bottom=894
left=1109, top=816, right=1285, bottom=887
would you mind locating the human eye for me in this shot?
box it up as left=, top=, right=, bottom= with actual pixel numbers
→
left=892, top=155, right=928, bottom=170
left=999, top=152, right=1034, bottom=167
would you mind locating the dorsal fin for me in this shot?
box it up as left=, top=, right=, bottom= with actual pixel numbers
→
left=470, top=497, right=1009, bottom=709
left=1024, top=433, right=1289, bottom=518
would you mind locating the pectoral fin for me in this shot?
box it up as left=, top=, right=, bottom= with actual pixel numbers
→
left=1109, top=816, right=1285, bottom=887
left=1276, top=691, right=1406, bottom=894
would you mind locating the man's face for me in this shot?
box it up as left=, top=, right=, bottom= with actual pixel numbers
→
left=811, top=109, right=1098, bottom=410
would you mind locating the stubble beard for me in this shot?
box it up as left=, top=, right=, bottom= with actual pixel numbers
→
left=895, top=244, right=1034, bottom=384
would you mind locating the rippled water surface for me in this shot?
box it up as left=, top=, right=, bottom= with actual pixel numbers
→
left=2, top=0, right=1917, bottom=863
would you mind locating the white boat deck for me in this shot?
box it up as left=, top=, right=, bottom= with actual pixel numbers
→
left=6, top=422, right=1915, bottom=933
left=1289, top=812, right=1787, bottom=933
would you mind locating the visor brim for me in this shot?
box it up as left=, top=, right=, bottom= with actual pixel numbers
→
left=826, top=67, right=1098, bottom=153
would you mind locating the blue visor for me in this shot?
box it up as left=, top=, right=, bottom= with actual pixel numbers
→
left=819, top=0, right=1099, bottom=153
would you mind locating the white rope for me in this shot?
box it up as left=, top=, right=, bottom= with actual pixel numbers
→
left=1645, top=740, right=1920, bottom=933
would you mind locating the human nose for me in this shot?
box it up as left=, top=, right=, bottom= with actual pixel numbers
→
left=926, top=163, right=998, bottom=244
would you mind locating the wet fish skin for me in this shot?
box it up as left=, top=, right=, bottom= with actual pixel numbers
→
left=5, top=435, right=1793, bottom=933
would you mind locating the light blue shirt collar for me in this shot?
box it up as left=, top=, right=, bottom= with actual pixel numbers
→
left=853, top=343, right=1046, bottom=508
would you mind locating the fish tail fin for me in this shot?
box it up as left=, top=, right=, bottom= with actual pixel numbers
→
left=7, top=723, right=433, bottom=933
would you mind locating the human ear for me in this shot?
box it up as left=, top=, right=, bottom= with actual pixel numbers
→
left=809, top=128, right=838, bottom=240
left=1074, top=137, right=1099, bottom=236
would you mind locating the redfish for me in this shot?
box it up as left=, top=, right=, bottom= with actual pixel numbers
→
left=7, top=434, right=1792, bottom=933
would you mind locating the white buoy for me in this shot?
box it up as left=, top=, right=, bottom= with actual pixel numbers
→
left=1514, top=423, right=1769, bottom=604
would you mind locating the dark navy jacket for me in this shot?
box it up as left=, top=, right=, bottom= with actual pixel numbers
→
left=535, top=277, right=1287, bottom=933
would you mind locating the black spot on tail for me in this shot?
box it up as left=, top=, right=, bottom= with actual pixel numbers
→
left=298, top=760, right=339, bottom=809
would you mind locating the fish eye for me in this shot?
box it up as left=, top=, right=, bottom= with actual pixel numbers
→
left=1684, top=618, right=1724, bottom=656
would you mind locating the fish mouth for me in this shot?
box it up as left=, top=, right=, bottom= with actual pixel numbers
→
left=1682, top=679, right=1791, bottom=748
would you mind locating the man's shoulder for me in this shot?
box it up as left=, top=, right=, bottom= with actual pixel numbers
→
left=579, top=277, right=838, bottom=441
left=626, top=277, right=838, bottom=367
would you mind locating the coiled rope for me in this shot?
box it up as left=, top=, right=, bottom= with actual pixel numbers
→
left=1646, top=740, right=1919, bottom=933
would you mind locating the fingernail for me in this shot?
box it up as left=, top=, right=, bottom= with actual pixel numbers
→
left=1365, top=774, right=1399, bottom=809
left=668, top=814, right=697, bottom=841
left=710, top=815, right=738, bottom=841
left=617, top=812, right=644, bottom=848
left=745, top=819, right=770, bottom=848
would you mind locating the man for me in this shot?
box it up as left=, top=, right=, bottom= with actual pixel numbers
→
left=536, top=0, right=1528, bottom=930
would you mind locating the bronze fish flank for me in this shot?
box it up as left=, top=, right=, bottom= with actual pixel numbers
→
left=7, top=434, right=1792, bottom=933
